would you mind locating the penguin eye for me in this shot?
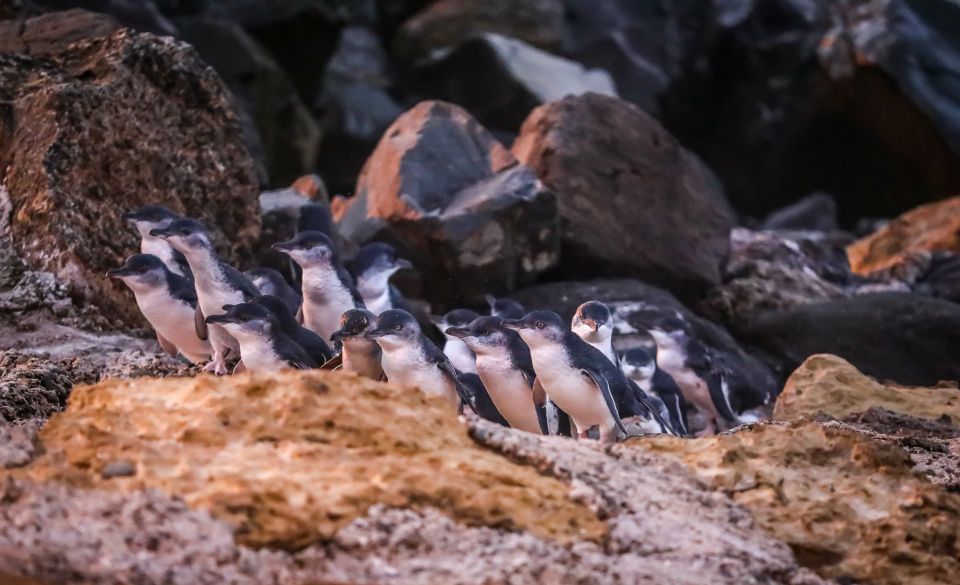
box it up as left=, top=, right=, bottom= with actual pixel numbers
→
left=536, top=321, right=545, bottom=329
left=480, top=330, right=490, bottom=336
left=360, top=318, right=367, bottom=326
left=394, top=324, right=402, bottom=331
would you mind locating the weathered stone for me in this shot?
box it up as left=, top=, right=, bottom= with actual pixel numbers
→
left=511, top=278, right=779, bottom=413
left=0, top=421, right=39, bottom=468
left=337, top=100, right=559, bottom=308
left=315, top=26, right=403, bottom=195
left=775, top=354, right=960, bottom=424
left=736, top=293, right=960, bottom=385
left=759, top=192, right=839, bottom=232
left=847, top=194, right=960, bottom=275
left=392, top=0, right=564, bottom=62
left=0, top=8, right=123, bottom=53
left=22, top=370, right=604, bottom=550
left=410, top=32, right=616, bottom=131
left=176, top=15, right=321, bottom=187
left=31, top=0, right=177, bottom=35
left=512, top=93, right=735, bottom=299
left=644, top=422, right=960, bottom=584
left=0, top=353, right=71, bottom=425
left=0, top=19, right=261, bottom=326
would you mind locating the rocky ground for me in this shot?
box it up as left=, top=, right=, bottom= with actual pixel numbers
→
left=2, top=0, right=960, bottom=583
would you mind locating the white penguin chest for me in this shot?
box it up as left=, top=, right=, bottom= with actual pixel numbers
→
left=529, top=345, right=612, bottom=430
left=134, top=290, right=208, bottom=358
left=380, top=346, right=448, bottom=396
left=362, top=287, right=392, bottom=315
left=301, top=268, right=355, bottom=342
left=443, top=337, right=477, bottom=374
left=236, top=335, right=287, bottom=373
left=475, top=356, right=540, bottom=434
left=342, top=338, right=382, bottom=379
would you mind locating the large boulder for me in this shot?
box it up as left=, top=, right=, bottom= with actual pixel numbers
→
left=847, top=195, right=960, bottom=276
left=512, top=93, right=735, bottom=299
left=0, top=368, right=826, bottom=584
left=176, top=15, right=321, bottom=187
left=409, top=32, right=617, bottom=132
left=645, top=421, right=960, bottom=585
left=511, top=279, right=779, bottom=412
left=736, top=293, right=960, bottom=385
left=335, top=100, right=559, bottom=308
left=392, top=0, right=564, bottom=62
left=0, top=17, right=261, bottom=326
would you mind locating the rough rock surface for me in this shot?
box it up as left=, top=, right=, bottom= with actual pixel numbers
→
left=736, top=292, right=960, bottom=386
left=22, top=370, right=605, bottom=549
left=847, top=195, right=960, bottom=275
left=0, top=421, right=39, bottom=468
left=776, top=354, right=960, bottom=424
left=336, top=100, right=558, bottom=308
left=411, top=32, right=616, bottom=131
left=392, top=0, right=564, bottom=62
left=0, top=370, right=827, bottom=585
left=645, top=422, right=960, bottom=585
left=0, top=18, right=260, bottom=326
left=0, top=353, right=73, bottom=424
left=512, top=278, right=779, bottom=412
left=512, top=93, right=735, bottom=299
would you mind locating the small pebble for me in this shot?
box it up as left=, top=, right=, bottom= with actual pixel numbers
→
left=101, top=460, right=136, bottom=479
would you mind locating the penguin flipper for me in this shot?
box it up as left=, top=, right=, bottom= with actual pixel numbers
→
left=708, top=374, right=743, bottom=426
left=581, top=369, right=628, bottom=436
left=156, top=333, right=178, bottom=356
left=296, top=304, right=304, bottom=325
left=194, top=305, right=208, bottom=341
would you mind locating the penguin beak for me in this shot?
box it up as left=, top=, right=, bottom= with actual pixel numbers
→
left=501, top=319, right=526, bottom=330
left=365, top=326, right=391, bottom=339
left=204, top=314, right=233, bottom=325
left=394, top=258, right=413, bottom=270
left=271, top=241, right=294, bottom=253
left=484, top=295, right=497, bottom=309
left=107, top=267, right=134, bottom=278
left=329, top=327, right=347, bottom=343
left=149, top=228, right=170, bottom=238
left=445, top=326, right=470, bottom=339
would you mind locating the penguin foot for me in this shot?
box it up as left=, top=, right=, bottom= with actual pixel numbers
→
left=695, top=418, right=718, bottom=437
left=203, top=357, right=229, bottom=376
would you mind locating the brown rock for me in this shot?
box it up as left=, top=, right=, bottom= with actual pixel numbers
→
left=0, top=17, right=260, bottom=326
left=512, top=93, right=735, bottom=298
left=774, top=354, right=960, bottom=424
left=847, top=195, right=960, bottom=275
left=19, top=370, right=605, bottom=550
left=643, top=422, right=960, bottom=585
left=393, top=0, right=564, bottom=62
left=336, top=100, right=558, bottom=307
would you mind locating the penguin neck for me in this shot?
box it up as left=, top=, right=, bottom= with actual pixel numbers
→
left=180, top=245, right=221, bottom=281
left=443, top=335, right=477, bottom=374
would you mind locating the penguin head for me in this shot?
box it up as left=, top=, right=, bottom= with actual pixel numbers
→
left=620, top=347, right=657, bottom=383
left=123, top=205, right=180, bottom=238
left=107, top=253, right=168, bottom=291
left=485, top=295, right=526, bottom=320
left=572, top=301, right=613, bottom=343
left=366, top=309, right=421, bottom=348
left=432, top=308, right=480, bottom=340
left=445, top=316, right=516, bottom=356
left=149, top=218, right=212, bottom=253
left=331, top=309, right=377, bottom=343
left=501, top=310, right=567, bottom=349
left=205, top=302, right=276, bottom=339
left=272, top=231, right=337, bottom=268
left=245, top=268, right=286, bottom=296
left=349, top=242, right=412, bottom=280
left=251, top=295, right=298, bottom=329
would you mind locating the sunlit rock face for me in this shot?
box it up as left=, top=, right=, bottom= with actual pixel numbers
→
left=336, top=100, right=559, bottom=309
left=0, top=16, right=260, bottom=326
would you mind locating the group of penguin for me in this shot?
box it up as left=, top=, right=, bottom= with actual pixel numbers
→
left=110, top=204, right=750, bottom=442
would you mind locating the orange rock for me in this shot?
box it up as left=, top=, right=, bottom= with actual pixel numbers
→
left=847, top=195, right=960, bottom=275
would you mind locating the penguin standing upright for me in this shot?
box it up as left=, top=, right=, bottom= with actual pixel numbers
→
left=330, top=309, right=383, bottom=380
left=346, top=242, right=412, bottom=315
left=433, top=309, right=481, bottom=374
left=122, top=205, right=192, bottom=278
left=206, top=303, right=316, bottom=373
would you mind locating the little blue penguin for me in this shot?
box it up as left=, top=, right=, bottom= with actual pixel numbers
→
left=107, top=253, right=211, bottom=363
left=346, top=242, right=413, bottom=315
left=252, top=294, right=333, bottom=365
left=621, top=346, right=691, bottom=436
left=503, top=311, right=672, bottom=443
left=646, top=315, right=743, bottom=435
left=433, top=308, right=480, bottom=374
left=245, top=267, right=302, bottom=316
left=366, top=309, right=464, bottom=412
left=122, top=205, right=192, bottom=278
left=150, top=218, right=260, bottom=375
left=446, top=316, right=546, bottom=434
left=571, top=301, right=674, bottom=433
left=206, top=303, right=316, bottom=373
left=272, top=231, right=364, bottom=345
left=330, top=309, right=383, bottom=380
left=485, top=295, right=526, bottom=320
